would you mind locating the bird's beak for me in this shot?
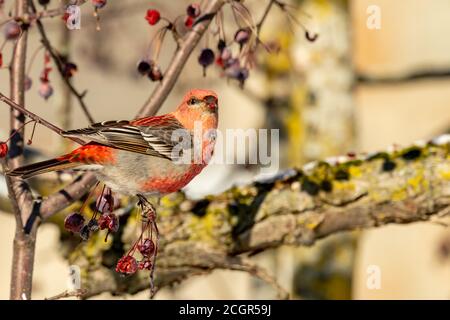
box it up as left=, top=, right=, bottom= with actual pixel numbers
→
left=203, top=95, right=218, bottom=110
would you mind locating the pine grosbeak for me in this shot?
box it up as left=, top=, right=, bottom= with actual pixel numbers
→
left=7, top=89, right=219, bottom=197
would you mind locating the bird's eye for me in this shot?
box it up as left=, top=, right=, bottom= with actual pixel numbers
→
left=188, top=97, right=198, bottom=105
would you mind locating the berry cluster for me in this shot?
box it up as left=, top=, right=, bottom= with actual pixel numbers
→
left=115, top=196, right=159, bottom=295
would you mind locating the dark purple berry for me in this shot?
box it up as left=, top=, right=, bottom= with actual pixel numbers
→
left=64, top=212, right=85, bottom=233
left=24, top=76, right=32, bottom=91
left=186, top=3, right=201, bottom=18
left=38, top=0, right=50, bottom=6
left=137, top=60, right=152, bottom=75
left=217, top=39, right=226, bottom=52
left=198, top=48, right=215, bottom=76
left=137, top=238, right=155, bottom=257
left=63, top=62, right=77, bottom=78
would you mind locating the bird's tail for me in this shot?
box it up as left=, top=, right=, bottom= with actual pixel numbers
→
left=6, top=157, right=78, bottom=179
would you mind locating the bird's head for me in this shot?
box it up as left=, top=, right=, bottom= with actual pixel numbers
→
left=173, top=89, right=219, bottom=131
left=179, top=89, right=218, bottom=114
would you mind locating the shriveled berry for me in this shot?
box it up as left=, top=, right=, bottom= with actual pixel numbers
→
left=38, top=82, right=53, bottom=100
left=64, top=212, right=85, bottom=233
left=0, top=142, right=8, bottom=158
left=148, top=64, right=163, bottom=81
left=0, top=52, right=3, bottom=68
left=98, top=213, right=119, bottom=233
left=234, top=28, right=251, bottom=47
left=4, top=21, right=21, bottom=41
left=63, top=62, right=77, bottom=78
left=137, top=59, right=152, bottom=75
left=96, top=193, right=119, bottom=213
left=92, top=0, right=107, bottom=9
left=186, top=3, right=201, bottom=18
left=138, top=260, right=152, bottom=270
left=116, top=255, right=138, bottom=274
left=137, top=238, right=155, bottom=257
left=145, top=9, right=160, bottom=25
left=24, top=76, right=32, bottom=91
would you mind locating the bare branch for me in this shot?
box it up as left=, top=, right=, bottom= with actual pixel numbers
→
left=28, top=0, right=95, bottom=124
left=0, top=92, right=85, bottom=145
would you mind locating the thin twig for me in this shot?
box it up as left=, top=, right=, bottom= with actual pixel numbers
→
left=0, top=92, right=85, bottom=145
left=28, top=0, right=95, bottom=124
left=45, top=289, right=87, bottom=300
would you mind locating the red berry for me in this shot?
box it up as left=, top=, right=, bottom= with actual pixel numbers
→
left=38, top=82, right=53, bottom=100
left=145, top=9, right=160, bottom=26
left=0, top=142, right=8, bottom=158
left=184, top=16, right=194, bottom=28
left=92, top=0, right=107, bottom=9
left=116, top=255, right=138, bottom=275
left=98, top=213, right=119, bottom=233
left=138, top=260, right=152, bottom=270
left=4, top=21, right=21, bottom=41
left=64, top=212, right=85, bottom=233
left=186, top=3, right=201, bottom=18
left=0, top=52, right=3, bottom=68
left=62, top=12, right=70, bottom=23
left=137, top=238, right=155, bottom=257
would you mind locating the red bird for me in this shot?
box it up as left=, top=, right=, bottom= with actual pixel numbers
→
left=8, top=89, right=219, bottom=197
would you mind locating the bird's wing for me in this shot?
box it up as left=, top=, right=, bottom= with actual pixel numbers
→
left=62, top=115, right=192, bottom=161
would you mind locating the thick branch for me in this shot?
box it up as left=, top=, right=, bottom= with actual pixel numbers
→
left=69, top=137, right=450, bottom=298
left=8, top=0, right=36, bottom=301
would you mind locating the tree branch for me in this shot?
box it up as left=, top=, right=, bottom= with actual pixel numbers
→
left=67, top=136, right=450, bottom=298
left=28, top=0, right=95, bottom=124
left=7, top=0, right=36, bottom=301
left=0, top=92, right=85, bottom=145
left=137, top=0, right=225, bottom=117
left=0, top=0, right=87, bottom=27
